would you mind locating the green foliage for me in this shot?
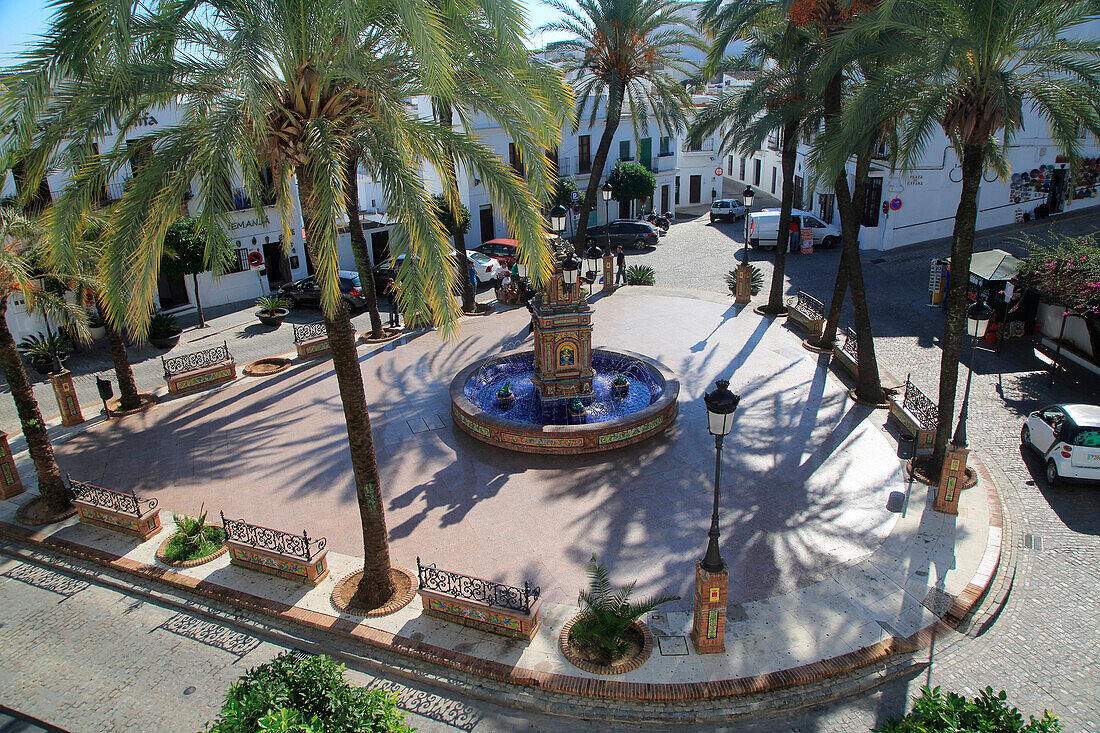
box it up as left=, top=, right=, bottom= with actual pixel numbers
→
left=497, top=381, right=512, bottom=397
left=570, top=398, right=585, bottom=413
left=724, top=267, right=764, bottom=296
left=166, top=504, right=225, bottom=562
left=148, top=312, right=180, bottom=338
left=430, top=194, right=471, bottom=237
left=255, top=295, right=290, bottom=315
left=875, top=686, right=1061, bottom=733
left=206, top=652, right=412, bottom=733
left=570, top=555, right=678, bottom=663
left=551, top=177, right=580, bottom=209
left=162, top=217, right=211, bottom=277
left=17, top=332, right=73, bottom=365
left=625, top=264, right=656, bottom=286
left=608, top=162, right=657, bottom=205
left=1016, top=233, right=1100, bottom=317
left=612, top=372, right=628, bottom=386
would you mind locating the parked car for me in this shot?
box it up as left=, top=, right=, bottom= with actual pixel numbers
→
left=1021, top=403, right=1100, bottom=485
left=746, top=209, right=841, bottom=250
left=277, top=270, right=367, bottom=310
left=371, top=250, right=504, bottom=295
left=473, top=238, right=520, bottom=267
left=582, top=220, right=660, bottom=250
left=710, top=199, right=747, bottom=222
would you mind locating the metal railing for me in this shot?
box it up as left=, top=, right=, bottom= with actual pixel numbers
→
left=681, top=139, right=715, bottom=153
left=842, top=324, right=858, bottom=359
left=416, top=557, right=540, bottom=614
left=162, top=341, right=232, bottom=378
left=788, top=289, right=824, bottom=321
left=67, top=474, right=157, bottom=517
left=221, top=512, right=326, bottom=562
left=105, top=180, right=129, bottom=202
left=901, top=373, right=938, bottom=430
left=292, top=321, right=327, bottom=344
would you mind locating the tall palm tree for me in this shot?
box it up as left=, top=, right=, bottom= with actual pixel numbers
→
left=542, top=0, right=703, bottom=253
left=834, top=0, right=1100, bottom=472
left=691, top=21, right=821, bottom=315
left=0, top=207, right=81, bottom=517
left=6, top=0, right=554, bottom=609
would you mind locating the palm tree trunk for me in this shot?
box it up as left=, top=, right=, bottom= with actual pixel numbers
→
left=342, top=154, right=385, bottom=339
left=433, top=99, right=478, bottom=313
left=297, top=166, right=395, bottom=607
left=844, top=151, right=884, bottom=403
left=765, top=119, right=800, bottom=314
left=930, top=143, right=984, bottom=475
left=106, top=322, right=141, bottom=411
left=0, top=297, right=69, bottom=515
left=191, top=273, right=205, bottom=327
left=574, top=82, right=624, bottom=253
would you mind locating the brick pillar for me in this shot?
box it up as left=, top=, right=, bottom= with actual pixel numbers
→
left=734, top=263, right=752, bottom=304
left=50, top=370, right=84, bottom=426
left=934, top=444, right=970, bottom=515
left=690, top=562, right=728, bottom=654
left=0, top=430, right=23, bottom=499
left=602, top=255, right=614, bottom=292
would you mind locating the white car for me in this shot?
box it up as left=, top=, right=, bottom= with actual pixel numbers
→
left=465, top=250, right=507, bottom=284
left=1021, top=403, right=1100, bottom=485
left=710, top=199, right=747, bottom=222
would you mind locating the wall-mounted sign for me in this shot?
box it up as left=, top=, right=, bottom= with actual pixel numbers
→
left=714, top=167, right=724, bottom=177
left=890, top=198, right=903, bottom=210
left=571, top=191, right=579, bottom=202
left=905, top=173, right=924, bottom=186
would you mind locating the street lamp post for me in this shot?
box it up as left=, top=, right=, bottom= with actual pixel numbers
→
left=734, top=187, right=755, bottom=304
left=691, top=379, right=740, bottom=654
left=601, top=182, right=614, bottom=292
left=935, top=298, right=992, bottom=515
left=585, top=246, right=601, bottom=297
left=560, top=251, right=581, bottom=296
left=550, top=204, right=567, bottom=246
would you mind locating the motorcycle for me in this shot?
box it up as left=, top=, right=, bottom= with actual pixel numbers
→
left=643, top=211, right=671, bottom=232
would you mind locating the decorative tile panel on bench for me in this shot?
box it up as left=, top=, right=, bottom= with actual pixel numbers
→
left=416, top=558, right=541, bottom=641
left=163, top=341, right=236, bottom=395
left=221, top=512, right=328, bottom=585
left=68, top=474, right=161, bottom=540
left=786, top=290, right=825, bottom=338
left=293, top=322, right=331, bottom=360
left=887, top=375, right=938, bottom=452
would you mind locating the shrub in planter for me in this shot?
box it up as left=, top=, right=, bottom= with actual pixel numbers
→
left=205, top=652, right=412, bottom=733
left=611, top=372, right=629, bottom=398
left=568, top=398, right=586, bottom=424
left=164, top=505, right=225, bottom=563
left=724, top=266, right=764, bottom=296
left=254, top=295, right=290, bottom=328
left=625, top=264, right=656, bottom=286
left=148, top=311, right=182, bottom=349
left=874, top=685, right=1061, bottom=733
left=567, top=555, right=678, bottom=666
left=496, top=381, right=514, bottom=409
left=17, top=331, right=73, bottom=374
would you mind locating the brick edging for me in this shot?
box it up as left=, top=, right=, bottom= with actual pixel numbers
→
left=331, top=566, right=417, bottom=617
left=0, top=467, right=1006, bottom=703
left=155, top=533, right=228, bottom=568
left=558, top=617, right=654, bottom=675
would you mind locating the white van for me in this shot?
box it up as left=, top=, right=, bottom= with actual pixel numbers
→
left=746, top=209, right=841, bottom=251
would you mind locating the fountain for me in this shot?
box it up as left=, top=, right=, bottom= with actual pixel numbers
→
left=450, top=245, right=679, bottom=454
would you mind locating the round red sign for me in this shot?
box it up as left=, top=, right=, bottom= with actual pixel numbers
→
left=248, top=251, right=264, bottom=268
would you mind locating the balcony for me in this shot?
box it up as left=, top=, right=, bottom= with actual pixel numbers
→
left=681, top=139, right=715, bottom=154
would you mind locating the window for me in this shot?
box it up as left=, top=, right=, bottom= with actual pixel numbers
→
left=10, top=160, right=52, bottom=213
left=739, top=157, right=746, bottom=180
left=685, top=136, right=704, bottom=153
left=226, top=248, right=249, bottom=274
left=674, top=176, right=680, bottom=205
left=862, top=177, right=884, bottom=227
left=546, top=147, right=558, bottom=172
left=508, top=143, right=524, bottom=177
left=752, top=159, right=761, bottom=186
left=818, top=193, right=835, bottom=224
left=767, top=128, right=780, bottom=151
left=578, top=135, right=591, bottom=174
left=127, top=139, right=154, bottom=179
left=619, top=140, right=631, bottom=161
left=1072, top=428, right=1100, bottom=447
left=259, top=167, right=276, bottom=206
left=771, top=167, right=777, bottom=194
left=659, top=136, right=672, bottom=157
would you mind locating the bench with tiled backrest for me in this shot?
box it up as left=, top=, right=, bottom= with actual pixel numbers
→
left=162, top=341, right=236, bottom=395
left=416, top=557, right=542, bottom=641
left=293, top=321, right=331, bottom=360
left=887, top=374, right=938, bottom=454
left=785, top=289, right=825, bottom=339
left=68, top=474, right=162, bottom=540
left=832, top=324, right=859, bottom=379
left=220, top=512, right=329, bottom=585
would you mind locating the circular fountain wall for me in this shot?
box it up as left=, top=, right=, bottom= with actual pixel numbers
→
left=450, top=347, right=679, bottom=454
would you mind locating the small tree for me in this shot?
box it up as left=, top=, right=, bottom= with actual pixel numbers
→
left=551, top=176, right=580, bottom=209
left=608, top=162, right=657, bottom=218
left=875, top=685, right=1061, bottom=733
left=1016, top=233, right=1100, bottom=356
left=430, top=193, right=471, bottom=240
left=163, top=217, right=223, bottom=328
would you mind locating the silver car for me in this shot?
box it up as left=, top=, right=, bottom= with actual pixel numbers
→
left=710, top=199, right=747, bottom=222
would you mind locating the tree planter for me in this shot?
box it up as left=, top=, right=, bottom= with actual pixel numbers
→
left=559, top=616, right=655, bottom=675
left=255, top=308, right=289, bottom=328
left=156, top=530, right=228, bottom=568
left=243, top=357, right=292, bottom=377
left=149, top=332, right=182, bottom=350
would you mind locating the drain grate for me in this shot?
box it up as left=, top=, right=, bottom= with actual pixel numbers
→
left=289, top=648, right=319, bottom=662
left=655, top=635, right=689, bottom=656
left=1023, top=533, right=1044, bottom=551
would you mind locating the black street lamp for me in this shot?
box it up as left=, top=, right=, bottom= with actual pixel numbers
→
left=560, top=251, right=581, bottom=294
left=741, top=186, right=755, bottom=266
left=585, top=245, right=602, bottom=295
left=550, top=204, right=568, bottom=243
left=601, top=182, right=613, bottom=253
left=702, top=379, right=741, bottom=573
left=951, top=298, right=993, bottom=448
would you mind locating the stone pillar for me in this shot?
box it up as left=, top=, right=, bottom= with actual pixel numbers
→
left=50, top=370, right=84, bottom=426
left=602, top=255, right=614, bottom=292
left=690, top=562, right=728, bottom=654
left=0, top=430, right=23, bottom=499
left=934, top=444, right=970, bottom=515
left=734, top=263, right=753, bottom=304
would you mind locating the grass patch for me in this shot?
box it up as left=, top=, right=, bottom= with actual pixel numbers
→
left=164, top=526, right=225, bottom=562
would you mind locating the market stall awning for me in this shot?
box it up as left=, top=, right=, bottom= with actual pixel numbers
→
left=946, top=249, right=1021, bottom=282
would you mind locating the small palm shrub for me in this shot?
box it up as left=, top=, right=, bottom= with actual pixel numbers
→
left=206, top=652, right=411, bottom=732
left=625, top=264, right=656, bottom=285
left=724, top=266, right=764, bottom=296
left=148, top=311, right=181, bottom=338
left=255, top=295, right=290, bottom=315
left=875, top=686, right=1061, bottom=733
left=569, top=555, right=679, bottom=664
left=165, top=504, right=225, bottom=562
left=17, top=331, right=73, bottom=373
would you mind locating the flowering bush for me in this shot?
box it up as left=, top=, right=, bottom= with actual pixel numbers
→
left=1016, top=234, right=1100, bottom=317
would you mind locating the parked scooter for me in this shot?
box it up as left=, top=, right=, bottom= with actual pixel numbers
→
left=643, top=211, right=671, bottom=232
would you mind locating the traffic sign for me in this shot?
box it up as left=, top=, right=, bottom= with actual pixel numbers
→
left=248, top=251, right=264, bottom=268
left=571, top=202, right=580, bottom=214
left=571, top=191, right=580, bottom=202
left=890, top=198, right=903, bottom=211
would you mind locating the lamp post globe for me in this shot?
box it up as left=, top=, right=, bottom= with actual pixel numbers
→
left=550, top=205, right=567, bottom=238
left=951, top=298, right=993, bottom=449
left=741, top=186, right=755, bottom=209
left=967, top=299, right=994, bottom=339
left=561, top=251, right=581, bottom=293
left=702, top=379, right=741, bottom=573
left=601, top=181, right=613, bottom=202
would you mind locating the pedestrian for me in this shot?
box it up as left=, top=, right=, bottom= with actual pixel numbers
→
left=385, top=277, right=401, bottom=329
left=510, top=261, right=519, bottom=280
left=468, top=262, right=478, bottom=292
left=789, top=219, right=800, bottom=253
left=615, top=246, right=627, bottom=285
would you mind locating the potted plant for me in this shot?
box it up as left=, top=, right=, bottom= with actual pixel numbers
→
left=725, top=266, right=764, bottom=297
left=17, top=332, right=73, bottom=375
left=560, top=555, right=678, bottom=674
left=611, top=372, right=629, bottom=398
left=86, top=312, right=107, bottom=341
left=568, top=398, right=587, bottom=425
left=157, top=504, right=227, bottom=567
left=254, top=295, right=290, bottom=328
left=496, top=381, right=515, bottom=410
left=148, top=311, right=182, bottom=350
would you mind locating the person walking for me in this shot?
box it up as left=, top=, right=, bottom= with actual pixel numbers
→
left=468, top=263, right=478, bottom=293
left=385, top=277, right=401, bottom=329
left=789, top=219, right=800, bottom=254
left=615, top=246, right=627, bottom=285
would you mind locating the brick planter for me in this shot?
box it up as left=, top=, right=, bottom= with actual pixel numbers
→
left=294, top=337, right=331, bottom=360
left=559, top=616, right=654, bottom=675
left=156, top=533, right=228, bottom=568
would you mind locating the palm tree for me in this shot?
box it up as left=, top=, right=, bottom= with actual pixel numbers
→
left=542, top=0, right=703, bottom=253
left=342, top=153, right=386, bottom=340
left=6, top=0, right=555, bottom=609
left=691, top=21, right=821, bottom=316
left=834, top=0, right=1100, bottom=472
left=0, top=207, right=79, bottom=517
